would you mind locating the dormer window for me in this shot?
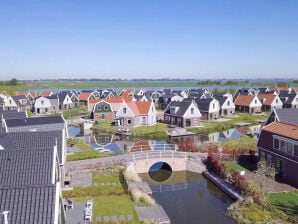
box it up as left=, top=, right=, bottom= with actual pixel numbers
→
left=273, top=136, right=298, bottom=157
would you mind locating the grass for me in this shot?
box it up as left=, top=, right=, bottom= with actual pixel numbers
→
left=63, top=166, right=140, bottom=223
left=189, top=113, right=268, bottom=135
left=223, top=161, right=250, bottom=174
left=91, top=120, right=118, bottom=133
left=268, top=192, right=298, bottom=223
left=68, top=196, right=140, bottom=224
left=66, top=138, right=112, bottom=161
left=132, top=123, right=168, bottom=138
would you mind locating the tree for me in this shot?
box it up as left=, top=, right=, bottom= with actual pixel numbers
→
left=6, top=78, right=18, bottom=86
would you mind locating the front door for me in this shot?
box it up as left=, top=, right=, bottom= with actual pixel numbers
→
left=276, top=159, right=285, bottom=178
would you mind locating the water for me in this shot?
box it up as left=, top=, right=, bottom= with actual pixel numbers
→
left=139, top=171, right=234, bottom=224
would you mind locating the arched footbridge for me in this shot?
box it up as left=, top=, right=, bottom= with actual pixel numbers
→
left=130, top=150, right=207, bottom=174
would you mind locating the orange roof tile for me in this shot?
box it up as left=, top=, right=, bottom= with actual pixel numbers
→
left=78, top=92, right=91, bottom=101
left=122, top=89, right=134, bottom=97
left=234, top=95, right=255, bottom=106
left=130, top=140, right=151, bottom=152
left=262, top=122, right=298, bottom=140
left=16, top=91, right=26, bottom=96
left=40, top=91, right=52, bottom=97
left=29, top=92, right=38, bottom=98
left=257, top=94, right=276, bottom=106
left=126, top=101, right=152, bottom=115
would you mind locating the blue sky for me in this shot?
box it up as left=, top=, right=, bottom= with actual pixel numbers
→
left=0, top=0, right=298, bottom=80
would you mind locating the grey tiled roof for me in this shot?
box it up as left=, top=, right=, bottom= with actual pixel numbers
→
left=0, top=130, right=64, bottom=164
left=273, top=108, right=298, bottom=125
left=164, top=101, right=193, bottom=116
left=0, top=185, right=56, bottom=224
left=11, top=96, right=30, bottom=106
left=0, top=148, right=54, bottom=188
left=0, top=110, right=27, bottom=120
left=5, top=115, right=65, bottom=127
left=213, top=95, right=226, bottom=107
left=194, top=98, right=213, bottom=112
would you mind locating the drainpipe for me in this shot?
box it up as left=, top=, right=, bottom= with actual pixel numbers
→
left=2, top=211, right=9, bottom=224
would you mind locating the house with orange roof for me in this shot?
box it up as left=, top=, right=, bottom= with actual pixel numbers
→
left=91, top=96, right=133, bottom=122
left=39, top=91, right=53, bottom=97
left=257, top=122, right=298, bottom=187
left=115, top=100, right=156, bottom=128
left=257, top=94, right=283, bottom=112
left=78, top=91, right=99, bottom=107
left=234, top=94, right=262, bottom=113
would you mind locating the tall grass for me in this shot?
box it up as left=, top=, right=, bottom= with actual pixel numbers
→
left=130, top=188, right=156, bottom=207
left=123, top=170, right=142, bottom=183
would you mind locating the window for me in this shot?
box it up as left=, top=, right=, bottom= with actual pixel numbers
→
left=276, top=99, right=278, bottom=104
left=101, top=114, right=105, bottom=119
left=273, top=138, right=279, bottom=150
left=186, top=119, right=191, bottom=127
left=227, top=101, right=230, bottom=106
left=254, top=100, right=257, bottom=104
left=213, top=104, right=215, bottom=109
left=191, top=108, right=194, bottom=114
left=41, top=100, right=44, bottom=104
left=294, top=145, right=298, bottom=156
left=123, top=108, right=127, bottom=114
left=280, top=140, right=286, bottom=152
left=127, top=119, right=131, bottom=125
left=104, top=106, right=108, bottom=110
left=267, top=154, right=272, bottom=165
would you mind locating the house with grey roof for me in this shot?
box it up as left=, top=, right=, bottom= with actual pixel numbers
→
left=0, top=130, right=66, bottom=166
left=3, top=115, right=68, bottom=137
left=0, top=148, right=66, bottom=224
left=34, top=95, right=60, bottom=114
left=279, top=92, right=298, bottom=108
left=158, top=93, right=183, bottom=110
left=164, top=100, right=201, bottom=128
left=0, top=110, right=27, bottom=133
left=213, top=93, right=235, bottom=117
left=11, top=96, right=31, bottom=112
left=57, top=92, right=74, bottom=110
left=266, top=108, right=298, bottom=126
left=192, top=98, right=220, bottom=120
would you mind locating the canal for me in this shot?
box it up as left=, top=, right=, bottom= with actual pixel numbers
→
left=139, top=171, right=234, bottom=224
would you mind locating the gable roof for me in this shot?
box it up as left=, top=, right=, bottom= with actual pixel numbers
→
left=270, top=108, right=298, bottom=125
left=259, top=122, right=298, bottom=141
left=0, top=148, right=54, bottom=187
left=234, top=95, right=255, bottom=106
left=0, top=110, right=27, bottom=120
left=0, top=185, right=56, bottom=224
left=78, top=92, right=91, bottom=101
left=213, top=95, right=227, bottom=107
left=193, top=98, right=214, bottom=112
left=0, top=130, right=64, bottom=164
left=164, top=101, right=194, bottom=116
left=5, top=115, right=65, bottom=127
left=257, top=94, right=277, bottom=106
left=125, top=101, right=152, bottom=115
left=39, top=91, right=52, bottom=97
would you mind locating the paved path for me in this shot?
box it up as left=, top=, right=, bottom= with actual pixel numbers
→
left=66, top=154, right=132, bottom=173
left=66, top=152, right=207, bottom=174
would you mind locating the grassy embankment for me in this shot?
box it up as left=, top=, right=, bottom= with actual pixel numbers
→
left=189, top=112, right=268, bottom=135
left=66, top=138, right=112, bottom=161
left=91, top=122, right=168, bottom=139
left=63, top=165, right=140, bottom=224
left=268, top=191, right=298, bottom=223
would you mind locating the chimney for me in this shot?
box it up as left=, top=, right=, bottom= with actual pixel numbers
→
left=2, top=211, right=9, bottom=224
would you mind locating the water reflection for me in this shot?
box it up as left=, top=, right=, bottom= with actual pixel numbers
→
left=149, top=162, right=172, bottom=182
left=74, top=125, right=261, bottom=154
left=139, top=171, right=233, bottom=224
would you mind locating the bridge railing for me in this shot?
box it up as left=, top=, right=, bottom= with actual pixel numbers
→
left=128, top=144, right=178, bottom=153
left=131, top=150, right=187, bottom=161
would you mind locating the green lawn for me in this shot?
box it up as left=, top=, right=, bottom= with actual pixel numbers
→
left=69, top=196, right=140, bottom=224
left=223, top=161, right=250, bottom=174
left=132, top=123, right=168, bottom=138
left=268, top=192, right=298, bottom=223
left=63, top=166, right=140, bottom=223
left=67, top=138, right=112, bottom=161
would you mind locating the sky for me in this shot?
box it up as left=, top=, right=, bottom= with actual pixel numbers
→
left=0, top=0, right=298, bottom=80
